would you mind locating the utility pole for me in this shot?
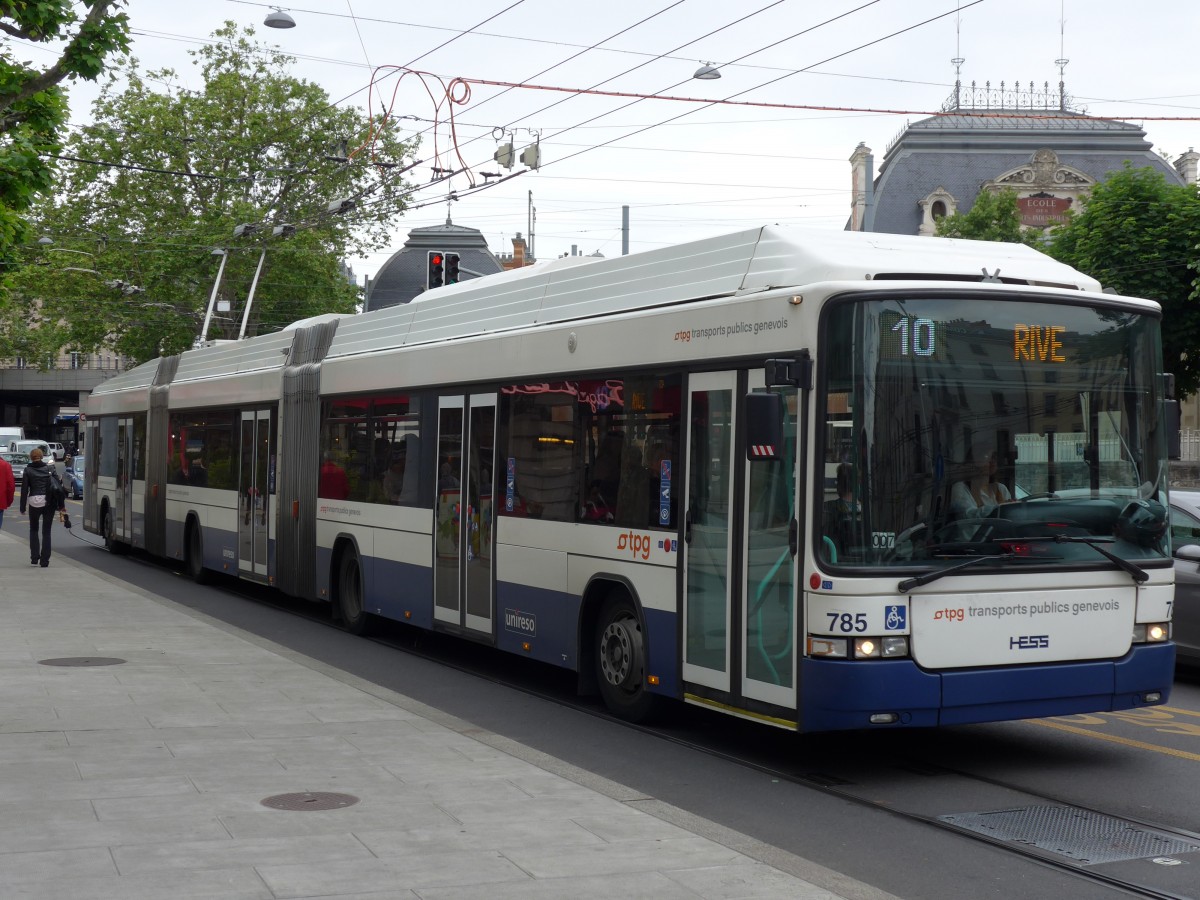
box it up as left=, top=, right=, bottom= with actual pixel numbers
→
left=528, top=190, right=536, bottom=261
left=622, top=205, right=629, bottom=255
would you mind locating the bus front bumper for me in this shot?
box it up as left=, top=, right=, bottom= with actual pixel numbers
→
left=798, top=642, right=1175, bottom=732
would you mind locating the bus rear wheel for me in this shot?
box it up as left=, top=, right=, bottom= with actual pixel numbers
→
left=337, top=550, right=371, bottom=635
left=102, top=506, right=128, bottom=555
left=595, top=593, right=657, bottom=722
left=185, top=521, right=209, bottom=584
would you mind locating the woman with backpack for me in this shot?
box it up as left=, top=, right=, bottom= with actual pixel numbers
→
left=20, top=447, right=65, bottom=567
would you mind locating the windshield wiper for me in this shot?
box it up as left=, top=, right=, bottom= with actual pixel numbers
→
left=897, top=552, right=1015, bottom=594
left=1050, top=534, right=1148, bottom=584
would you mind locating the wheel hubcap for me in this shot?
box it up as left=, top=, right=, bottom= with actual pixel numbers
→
left=600, top=616, right=642, bottom=690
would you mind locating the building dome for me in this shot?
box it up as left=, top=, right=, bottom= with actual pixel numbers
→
left=366, top=220, right=504, bottom=310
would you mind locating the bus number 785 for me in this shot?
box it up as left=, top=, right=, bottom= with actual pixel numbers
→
left=827, top=612, right=868, bottom=633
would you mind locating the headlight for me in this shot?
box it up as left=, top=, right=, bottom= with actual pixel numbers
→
left=808, top=636, right=847, bottom=658
left=854, top=638, right=880, bottom=659
left=1133, top=622, right=1170, bottom=643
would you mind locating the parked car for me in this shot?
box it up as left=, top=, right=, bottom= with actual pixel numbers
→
left=63, top=456, right=84, bottom=500
left=1167, top=490, right=1200, bottom=666
left=0, top=451, right=31, bottom=484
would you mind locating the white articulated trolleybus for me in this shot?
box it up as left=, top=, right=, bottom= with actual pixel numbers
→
left=82, top=226, right=1179, bottom=732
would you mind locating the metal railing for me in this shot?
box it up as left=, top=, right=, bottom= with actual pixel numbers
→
left=1179, top=430, right=1200, bottom=461
left=0, top=352, right=133, bottom=372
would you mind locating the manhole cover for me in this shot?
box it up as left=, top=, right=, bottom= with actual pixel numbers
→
left=941, top=805, right=1200, bottom=865
left=261, top=792, right=360, bottom=811
left=38, top=657, right=127, bottom=667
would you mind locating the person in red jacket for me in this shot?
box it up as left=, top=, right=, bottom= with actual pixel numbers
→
left=0, top=452, right=14, bottom=530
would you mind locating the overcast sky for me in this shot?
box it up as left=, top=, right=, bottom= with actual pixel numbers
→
left=48, top=0, right=1200, bottom=281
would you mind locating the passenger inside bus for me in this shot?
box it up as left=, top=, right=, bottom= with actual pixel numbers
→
left=319, top=452, right=349, bottom=499
left=385, top=434, right=420, bottom=504
left=382, top=450, right=406, bottom=502
left=583, top=431, right=623, bottom=521
left=189, top=457, right=208, bottom=487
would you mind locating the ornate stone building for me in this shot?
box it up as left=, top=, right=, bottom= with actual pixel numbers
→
left=849, top=79, right=1195, bottom=237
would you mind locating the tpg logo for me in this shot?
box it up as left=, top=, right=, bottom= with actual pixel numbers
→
left=1010, top=635, right=1049, bottom=650
left=617, top=531, right=652, bottom=560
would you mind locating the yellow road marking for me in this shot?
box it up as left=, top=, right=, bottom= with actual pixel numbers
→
left=1030, top=718, right=1200, bottom=761
left=1158, top=705, right=1200, bottom=719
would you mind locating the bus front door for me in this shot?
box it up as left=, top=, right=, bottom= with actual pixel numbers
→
left=434, top=394, right=497, bottom=637
left=238, top=409, right=272, bottom=580
left=741, top=374, right=798, bottom=710
left=683, top=371, right=799, bottom=715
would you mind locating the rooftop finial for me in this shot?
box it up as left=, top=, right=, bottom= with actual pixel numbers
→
left=1055, top=0, right=1069, bottom=110
left=950, top=2, right=966, bottom=110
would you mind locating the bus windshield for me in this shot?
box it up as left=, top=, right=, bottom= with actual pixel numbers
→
left=818, top=293, right=1170, bottom=571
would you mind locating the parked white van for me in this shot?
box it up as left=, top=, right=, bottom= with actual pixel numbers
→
left=10, top=439, right=49, bottom=457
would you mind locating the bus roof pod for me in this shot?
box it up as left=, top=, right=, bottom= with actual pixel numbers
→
left=738, top=227, right=1101, bottom=294
left=327, top=226, right=1106, bottom=361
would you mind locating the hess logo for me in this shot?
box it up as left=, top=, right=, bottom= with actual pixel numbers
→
left=1010, top=635, right=1050, bottom=650
left=617, top=531, right=652, bottom=560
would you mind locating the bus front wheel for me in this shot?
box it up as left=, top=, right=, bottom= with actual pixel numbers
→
left=595, top=593, right=657, bottom=722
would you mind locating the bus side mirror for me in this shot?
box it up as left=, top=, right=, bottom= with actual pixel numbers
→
left=1167, top=399, right=1181, bottom=460
left=745, top=392, right=784, bottom=461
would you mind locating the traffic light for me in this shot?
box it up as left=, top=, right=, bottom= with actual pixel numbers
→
left=427, top=251, right=444, bottom=289
left=444, top=252, right=460, bottom=285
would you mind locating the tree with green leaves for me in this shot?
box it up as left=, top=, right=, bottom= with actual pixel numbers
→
left=934, top=187, right=1044, bottom=247
left=11, top=21, right=415, bottom=364
left=0, top=0, right=130, bottom=269
left=1047, top=164, right=1200, bottom=395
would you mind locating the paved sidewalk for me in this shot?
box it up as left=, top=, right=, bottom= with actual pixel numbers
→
left=0, top=530, right=891, bottom=900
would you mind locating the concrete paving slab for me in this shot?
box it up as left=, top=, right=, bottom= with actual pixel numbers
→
left=0, top=530, right=889, bottom=900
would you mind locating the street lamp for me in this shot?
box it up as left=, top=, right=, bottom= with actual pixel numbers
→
left=264, top=7, right=296, bottom=28
left=693, top=62, right=721, bottom=80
